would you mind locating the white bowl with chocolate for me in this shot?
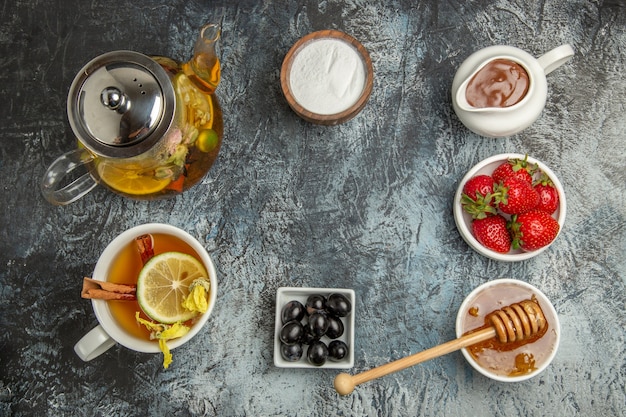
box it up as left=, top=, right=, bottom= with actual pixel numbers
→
left=451, top=44, right=574, bottom=137
left=455, top=279, right=560, bottom=382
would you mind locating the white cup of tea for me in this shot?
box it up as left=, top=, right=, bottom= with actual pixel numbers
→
left=74, top=223, right=217, bottom=361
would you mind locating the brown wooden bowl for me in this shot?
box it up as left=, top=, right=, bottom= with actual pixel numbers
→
left=280, top=30, right=374, bottom=125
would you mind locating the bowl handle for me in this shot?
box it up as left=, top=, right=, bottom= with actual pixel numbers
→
left=74, top=324, right=117, bottom=361
left=537, top=44, right=575, bottom=76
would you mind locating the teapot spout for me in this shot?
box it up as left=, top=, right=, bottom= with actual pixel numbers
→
left=183, top=23, right=222, bottom=94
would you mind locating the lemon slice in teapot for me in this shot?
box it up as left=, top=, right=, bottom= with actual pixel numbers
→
left=97, top=162, right=171, bottom=195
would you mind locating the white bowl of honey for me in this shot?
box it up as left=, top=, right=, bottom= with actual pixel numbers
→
left=455, top=279, right=560, bottom=382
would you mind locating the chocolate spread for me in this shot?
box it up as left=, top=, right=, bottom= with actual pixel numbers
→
left=465, top=59, right=530, bottom=108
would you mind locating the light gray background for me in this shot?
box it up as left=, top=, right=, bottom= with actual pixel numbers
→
left=1, top=0, right=624, bottom=416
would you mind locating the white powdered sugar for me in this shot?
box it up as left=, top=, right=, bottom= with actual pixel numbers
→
left=289, top=38, right=366, bottom=115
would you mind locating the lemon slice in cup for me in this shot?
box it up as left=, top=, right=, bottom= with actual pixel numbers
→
left=136, top=252, right=209, bottom=323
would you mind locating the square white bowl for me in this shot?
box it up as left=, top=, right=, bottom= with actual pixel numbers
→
left=273, top=287, right=355, bottom=369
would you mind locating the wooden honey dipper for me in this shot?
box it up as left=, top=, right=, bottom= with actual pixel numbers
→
left=334, top=299, right=546, bottom=395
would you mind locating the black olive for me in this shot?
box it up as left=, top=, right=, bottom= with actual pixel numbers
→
left=281, top=300, right=305, bottom=324
left=279, top=320, right=303, bottom=345
left=326, top=293, right=351, bottom=317
left=305, top=294, right=326, bottom=315
left=281, top=343, right=303, bottom=362
left=328, top=340, right=348, bottom=361
left=301, top=324, right=320, bottom=345
left=325, top=314, right=344, bottom=339
left=307, top=341, right=328, bottom=366
left=307, top=312, right=329, bottom=337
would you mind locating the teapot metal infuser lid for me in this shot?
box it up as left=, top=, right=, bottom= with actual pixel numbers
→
left=67, top=50, right=176, bottom=158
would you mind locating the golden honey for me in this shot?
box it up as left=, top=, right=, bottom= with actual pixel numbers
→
left=460, top=283, right=558, bottom=377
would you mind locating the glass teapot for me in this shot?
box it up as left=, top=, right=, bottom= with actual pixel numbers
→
left=41, top=23, right=223, bottom=205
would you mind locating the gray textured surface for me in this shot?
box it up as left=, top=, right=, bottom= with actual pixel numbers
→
left=1, top=0, right=625, bottom=416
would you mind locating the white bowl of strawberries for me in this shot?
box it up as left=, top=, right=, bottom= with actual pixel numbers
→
left=453, top=153, right=566, bottom=261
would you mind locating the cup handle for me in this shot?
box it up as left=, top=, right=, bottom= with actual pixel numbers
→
left=537, top=44, right=575, bottom=76
left=40, top=148, right=98, bottom=205
left=74, top=324, right=117, bottom=361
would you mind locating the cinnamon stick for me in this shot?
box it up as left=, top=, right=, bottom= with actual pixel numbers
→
left=81, top=277, right=136, bottom=301
left=81, top=234, right=155, bottom=301
left=136, top=234, right=154, bottom=264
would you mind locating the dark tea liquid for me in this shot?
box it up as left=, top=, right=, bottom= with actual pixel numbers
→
left=107, top=233, right=202, bottom=340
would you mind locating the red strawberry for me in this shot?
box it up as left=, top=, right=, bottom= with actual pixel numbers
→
left=461, top=175, right=497, bottom=219
left=494, top=177, right=540, bottom=215
left=463, top=175, right=495, bottom=201
left=534, top=173, right=559, bottom=214
left=492, top=155, right=536, bottom=184
left=509, top=210, right=560, bottom=251
left=472, top=214, right=511, bottom=253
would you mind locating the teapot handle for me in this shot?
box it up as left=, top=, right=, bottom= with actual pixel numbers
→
left=41, top=148, right=99, bottom=205
left=537, top=44, right=575, bottom=76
